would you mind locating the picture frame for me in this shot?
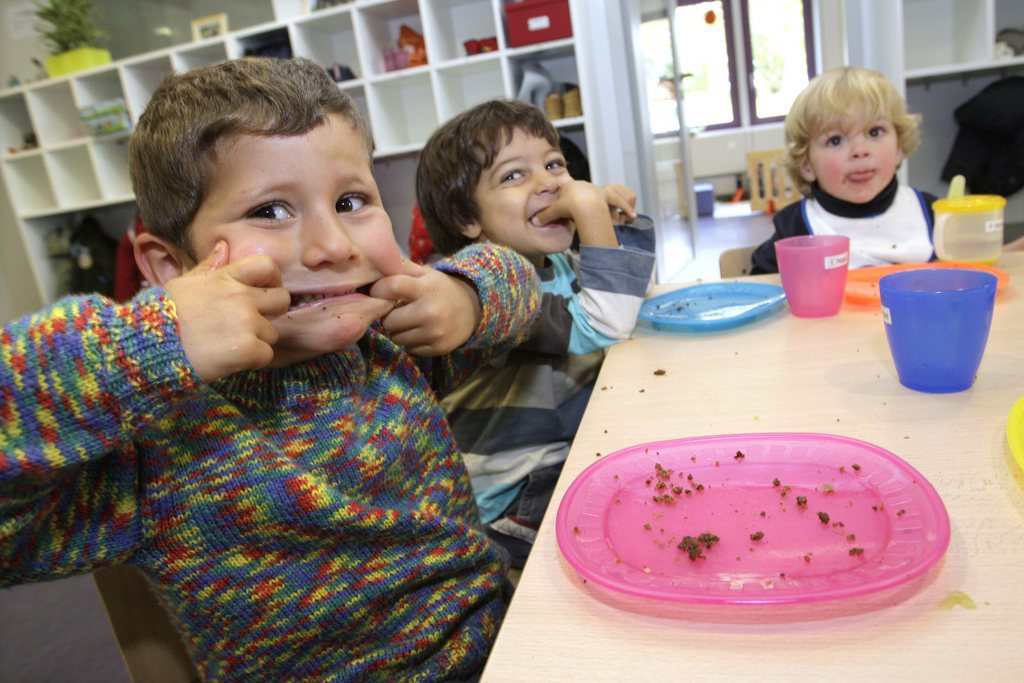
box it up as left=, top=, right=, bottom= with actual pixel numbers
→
left=191, top=13, right=229, bottom=42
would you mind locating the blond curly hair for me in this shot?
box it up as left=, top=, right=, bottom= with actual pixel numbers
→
left=783, top=66, right=921, bottom=196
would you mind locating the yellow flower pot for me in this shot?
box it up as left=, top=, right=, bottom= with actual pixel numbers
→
left=44, top=47, right=112, bottom=78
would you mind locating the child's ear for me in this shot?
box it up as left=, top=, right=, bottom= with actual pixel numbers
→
left=134, top=232, right=192, bottom=286
left=459, top=222, right=484, bottom=241
left=799, top=158, right=817, bottom=183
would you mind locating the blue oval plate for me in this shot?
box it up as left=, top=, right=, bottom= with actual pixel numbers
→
left=639, top=282, right=787, bottom=332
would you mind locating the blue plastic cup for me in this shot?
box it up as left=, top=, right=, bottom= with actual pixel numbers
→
left=879, top=268, right=997, bottom=393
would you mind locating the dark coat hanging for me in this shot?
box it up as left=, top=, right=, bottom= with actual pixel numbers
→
left=941, top=76, right=1024, bottom=197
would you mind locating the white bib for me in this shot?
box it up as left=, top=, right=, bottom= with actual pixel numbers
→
left=803, top=186, right=934, bottom=269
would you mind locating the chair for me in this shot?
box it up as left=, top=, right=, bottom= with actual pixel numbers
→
left=746, top=149, right=801, bottom=213
left=719, top=245, right=757, bottom=278
left=93, top=566, right=199, bottom=683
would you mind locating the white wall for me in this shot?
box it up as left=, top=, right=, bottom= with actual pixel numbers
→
left=2, top=0, right=49, bottom=84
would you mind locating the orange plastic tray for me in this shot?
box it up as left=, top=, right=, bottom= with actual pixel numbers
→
left=844, top=262, right=1010, bottom=306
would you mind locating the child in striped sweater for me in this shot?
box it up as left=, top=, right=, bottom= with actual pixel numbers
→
left=0, top=57, right=539, bottom=682
left=416, top=100, right=656, bottom=568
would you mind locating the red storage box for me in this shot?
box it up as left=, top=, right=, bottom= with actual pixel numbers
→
left=506, top=0, right=573, bottom=48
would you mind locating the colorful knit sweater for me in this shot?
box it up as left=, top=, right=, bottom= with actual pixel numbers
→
left=0, top=244, right=540, bottom=682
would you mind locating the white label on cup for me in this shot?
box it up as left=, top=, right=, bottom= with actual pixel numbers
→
left=881, top=305, right=892, bottom=325
left=824, top=252, right=849, bottom=269
left=985, top=219, right=1003, bottom=233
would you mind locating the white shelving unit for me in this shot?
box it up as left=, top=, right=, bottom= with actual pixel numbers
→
left=846, top=0, right=1024, bottom=230
left=0, top=0, right=594, bottom=304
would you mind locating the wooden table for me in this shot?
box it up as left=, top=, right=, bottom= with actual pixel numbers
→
left=483, top=253, right=1024, bottom=682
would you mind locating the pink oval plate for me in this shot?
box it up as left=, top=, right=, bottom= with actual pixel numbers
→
left=556, top=433, right=950, bottom=605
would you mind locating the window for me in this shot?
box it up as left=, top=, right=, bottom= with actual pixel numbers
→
left=640, top=0, right=816, bottom=136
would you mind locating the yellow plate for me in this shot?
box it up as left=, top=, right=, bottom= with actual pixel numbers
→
left=1009, top=397, right=1024, bottom=472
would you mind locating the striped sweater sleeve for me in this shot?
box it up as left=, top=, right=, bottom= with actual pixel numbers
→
left=527, top=218, right=656, bottom=357
left=0, top=288, right=197, bottom=582
left=567, top=242, right=655, bottom=354
left=421, top=243, right=541, bottom=396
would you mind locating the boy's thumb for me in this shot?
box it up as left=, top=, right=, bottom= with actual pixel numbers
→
left=400, top=258, right=429, bottom=277
left=199, top=240, right=229, bottom=271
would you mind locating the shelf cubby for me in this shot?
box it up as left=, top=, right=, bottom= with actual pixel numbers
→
left=46, top=145, right=103, bottom=209
left=903, top=0, right=990, bottom=72
left=434, top=56, right=508, bottom=122
left=0, top=91, right=34, bottom=155
left=355, top=0, right=424, bottom=78
left=367, top=71, right=438, bottom=153
left=91, top=136, right=134, bottom=201
left=291, top=6, right=362, bottom=74
left=509, top=40, right=579, bottom=92
left=120, top=54, right=175, bottom=120
left=3, top=153, right=55, bottom=215
left=25, top=81, right=81, bottom=147
left=70, top=68, right=124, bottom=113
left=422, top=0, right=502, bottom=64
left=232, top=26, right=293, bottom=59
left=22, top=214, right=68, bottom=304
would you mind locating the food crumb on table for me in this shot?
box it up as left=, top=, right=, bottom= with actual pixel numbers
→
left=938, top=591, right=977, bottom=610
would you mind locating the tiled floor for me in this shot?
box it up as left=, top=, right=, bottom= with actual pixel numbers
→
left=661, top=202, right=776, bottom=283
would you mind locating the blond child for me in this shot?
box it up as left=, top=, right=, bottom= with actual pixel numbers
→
left=751, top=66, right=939, bottom=273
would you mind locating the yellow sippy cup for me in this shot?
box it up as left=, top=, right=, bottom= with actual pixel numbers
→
left=932, top=175, right=1005, bottom=265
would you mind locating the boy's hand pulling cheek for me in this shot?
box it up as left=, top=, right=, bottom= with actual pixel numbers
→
left=374, top=259, right=481, bottom=356
left=534, top=180, right=619, bottom=249
left=166, top=241, right=289, bottom=383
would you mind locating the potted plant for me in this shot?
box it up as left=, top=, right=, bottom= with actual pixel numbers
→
left=34, top=0, right=111, bottom=78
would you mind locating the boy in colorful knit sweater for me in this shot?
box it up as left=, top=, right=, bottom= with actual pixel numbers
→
left=0, top=58, right=541, bottom=682
left=416, top=100, right=656, bottom=567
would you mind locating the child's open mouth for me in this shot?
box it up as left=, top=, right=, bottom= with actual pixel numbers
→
left=289, top=284, right=373, bottom=311
left=529, top=211, right=569, bottom=228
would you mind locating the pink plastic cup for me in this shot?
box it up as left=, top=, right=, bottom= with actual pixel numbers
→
left=775, top=235, right=850, bottom=317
